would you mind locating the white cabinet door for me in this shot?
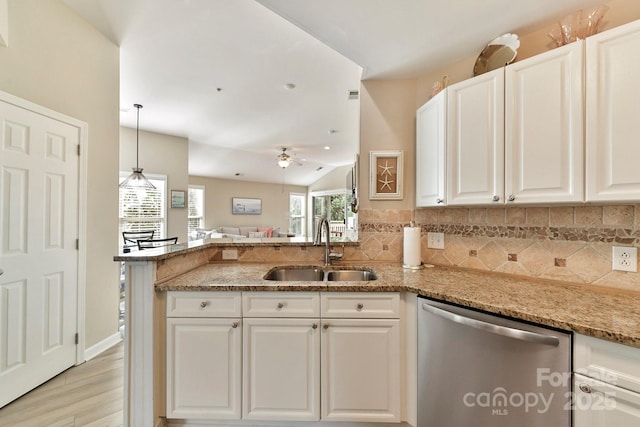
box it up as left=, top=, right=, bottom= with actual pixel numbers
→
left=505, top=41, right=584, bottom=204
left=586, top=19, right=640, bottom=202
left=446, top=68, right=505, bottom=205
left=243, top=317, right=320, bottom=421
left=573, top=373, right=640, bottom=427
left=416, top=90, right=446, bottom=207
left=321, top=319, right=400, bottom=422
left=166, top=317, right=242, bottom=419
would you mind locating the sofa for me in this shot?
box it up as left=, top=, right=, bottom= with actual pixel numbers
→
left=189, top=226, right=288, bottom=241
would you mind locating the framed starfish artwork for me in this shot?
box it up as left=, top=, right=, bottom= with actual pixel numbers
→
left=369, top=150, right=403, bottom=200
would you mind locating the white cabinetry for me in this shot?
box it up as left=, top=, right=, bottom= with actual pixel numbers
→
left=573, top=334, right=640, bottom=426
left=505, top=41, right=584, bottom=204
left=320, top=293, right=401, bottom=422
left=242, top=292, right=320, bottom=421
left=586, top=19, right=640, bottom=202
left=166, top=292, right=242, bottom=420
left=416, top=90, right=446, bottom=207
left=446, top=68, right=504, bottom=205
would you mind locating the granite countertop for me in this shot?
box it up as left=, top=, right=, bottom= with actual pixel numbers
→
left=155, top=262, right=640, bottom=349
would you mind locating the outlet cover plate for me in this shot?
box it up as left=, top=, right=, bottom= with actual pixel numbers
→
left=612, top=246, right=637, bottom=272
left=427, top=232, right=445, bottom=249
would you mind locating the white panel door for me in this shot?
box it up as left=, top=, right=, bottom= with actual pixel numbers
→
left=586, top=19, right=640, bottom=202
left=447, top=68, right=505, bottom=205
left=166, top=317, right=242, bottom=419
left=243, top=317, right=320, bottom=421
left=0, top=99, right=79, bottom=407
left=416, top=90, right=446, bottom=207
left=321, top=318, right=400, bottom=422
left=573, top=374, right=640, bottom=427
left=505, top=41, right=584, bottom=204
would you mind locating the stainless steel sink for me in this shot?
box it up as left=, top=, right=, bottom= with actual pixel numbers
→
left=264, top=266, right=377, bottom=281
left=264, top=267, right=325, bottom=281
left=326, top=269, right=377, bottom=281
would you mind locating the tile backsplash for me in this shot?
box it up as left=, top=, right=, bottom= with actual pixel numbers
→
left=355, top=206, right=640, bottom=292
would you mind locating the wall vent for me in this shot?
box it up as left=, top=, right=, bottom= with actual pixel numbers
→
left=347, top=90, right=359, bottom=100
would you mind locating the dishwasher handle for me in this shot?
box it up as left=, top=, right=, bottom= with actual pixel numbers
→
left=422, top=303, right=560, bottom=347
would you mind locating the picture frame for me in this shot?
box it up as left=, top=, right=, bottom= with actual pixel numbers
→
left=232, top=197, right=262, bottom=215
left=170, top=190, right=186, bottom=208
left=369, top=150, right=403, bottom=200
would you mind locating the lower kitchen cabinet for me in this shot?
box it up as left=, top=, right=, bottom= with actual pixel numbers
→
left=321, top=318, right=401, bottom=422
left=166, top=317, right=242, bottom=419
left=573, top=334, right=640, bottom=426
left=242, top=317, right=320, bottom=421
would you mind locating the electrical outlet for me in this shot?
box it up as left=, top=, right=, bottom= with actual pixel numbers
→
left=427, top=232, right=445, bottom=249
left=612, top=246, right=637, bottom=272
left=222, top=249, right=238, bottom=260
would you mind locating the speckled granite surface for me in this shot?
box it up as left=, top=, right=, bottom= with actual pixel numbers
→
left=156, top=262, right=640, bottom=348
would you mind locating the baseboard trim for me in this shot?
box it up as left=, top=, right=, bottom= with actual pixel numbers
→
left=83, top=332, right=122, bottom=361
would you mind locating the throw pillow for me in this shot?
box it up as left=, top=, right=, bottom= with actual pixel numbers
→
left=248, top=231, right=268, bottom=238
left=257, top=227, right=273, bottom=238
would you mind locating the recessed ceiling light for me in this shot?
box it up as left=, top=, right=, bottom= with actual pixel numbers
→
left=316, top=166, right=324, bottom=171
left=120, top=107, right=130, bottom=113
left=324, top=146, right=331, bottom=150
left=284, top=83, right=296, bottom=90
left=328, top=129, right=338, bottom=135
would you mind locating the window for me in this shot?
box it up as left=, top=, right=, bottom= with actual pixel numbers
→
left=119, top=173, right=167, bottom=242
left=289, top=193, right=306, bottom=237
left=188, top=185, right=205, bottom=234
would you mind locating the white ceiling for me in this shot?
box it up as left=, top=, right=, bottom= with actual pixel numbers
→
left=64, top=0, right=603, bottom=185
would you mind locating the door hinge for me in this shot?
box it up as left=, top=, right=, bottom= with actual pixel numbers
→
left=77, top=144, right=80, bottom=156
left=76, top=238, right=79, bottom=250
left=75, top=333, right=79, bottom=344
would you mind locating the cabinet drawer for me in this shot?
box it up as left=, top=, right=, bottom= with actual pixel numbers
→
left=166, top=291, right=242, bottom=318
left=321, top=292, right=400, bottom=318
left=574, top=334, right=640, bottom=394
left=243, top=292, right=320, bottom=318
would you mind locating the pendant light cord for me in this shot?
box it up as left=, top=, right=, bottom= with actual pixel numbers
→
left=134, top=104, right=143, bottom=170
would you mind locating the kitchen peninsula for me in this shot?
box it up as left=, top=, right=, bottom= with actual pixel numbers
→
left=116, top=240, right=640, bottom=427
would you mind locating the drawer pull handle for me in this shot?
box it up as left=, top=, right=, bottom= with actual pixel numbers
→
left=276, top=302, right=284, bottom=310
left=232, top=322, right=239, bottom=329
left=436, top=198, right=444, bottom=204
left=492, top=195, right=500, bottom=202
left=323, top=324, right=329, bottom=330
left=356, top=303, right=364, bottom=311
left=200, top=301, right=209, bottom=308
left=579, top=383, right=592, bottom=394
left=312, top=323, right=318, bottom=330
left=507, top=194, right=515, bottom=202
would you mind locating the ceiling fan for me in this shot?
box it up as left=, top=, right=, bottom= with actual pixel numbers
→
left=277, top=147, right=303, bottom=168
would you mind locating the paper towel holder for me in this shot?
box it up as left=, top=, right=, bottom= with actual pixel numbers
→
left=403, top=262, right=426, bottom=270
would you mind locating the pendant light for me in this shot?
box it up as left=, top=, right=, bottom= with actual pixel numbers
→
left=119, top=104, right=156, bottom=190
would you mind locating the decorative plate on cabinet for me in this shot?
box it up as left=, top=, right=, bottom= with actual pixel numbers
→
left=473, top=33, right=520, bottom=76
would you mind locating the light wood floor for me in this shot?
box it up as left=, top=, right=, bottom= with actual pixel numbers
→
left=0, top=342, right=124, bottom=427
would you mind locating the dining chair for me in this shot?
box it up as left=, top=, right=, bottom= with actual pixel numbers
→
left=122, top=230, right=155, bottom=245
left=137, top=237, right=178, bottom=250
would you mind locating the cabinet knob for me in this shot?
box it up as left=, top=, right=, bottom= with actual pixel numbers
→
left=356, top=303, right=364, bottom=311
left=507, top=195, right=515, bottom=202
left=312, top=323, right=318, bottom=330
left=436, top=198, right=444, bottom=204
left=231, top=322, right=239, bottom=329
left=276, top=302, right=284, bottom=310
left=323, top=323, right=329, bottom=330
left=199, top=301, right=209, bottom=308
left=492, top=195, right=500, bottom=202
left=578, top=383, right=592, bottom=394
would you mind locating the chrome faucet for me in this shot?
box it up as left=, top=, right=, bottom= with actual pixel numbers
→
left=314, top=217, right=343, bottom=266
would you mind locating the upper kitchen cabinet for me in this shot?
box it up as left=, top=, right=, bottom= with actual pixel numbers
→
left=505, top=41, right=584, bottom=204
left=446, top=68, right=505, bottom=206
left=586, top=19, right=640, bottom=202
left=416, top=90, right=446, bottom=207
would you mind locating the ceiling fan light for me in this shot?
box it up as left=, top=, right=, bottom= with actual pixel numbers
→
left=278, top=158, right=291, bottom=168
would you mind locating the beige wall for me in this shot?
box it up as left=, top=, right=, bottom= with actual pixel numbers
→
left=309, top=164, right=352, bottom=193
left=0, top=0, right=120, bottom=347
left=189, top=176, right=307, bottom=233
left=120, top=127, right=189, bottom=242
left=359, top=79, right=418, bottom=211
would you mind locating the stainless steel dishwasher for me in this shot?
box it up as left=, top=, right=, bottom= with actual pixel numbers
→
left=418, top=298, right=571, bottom=427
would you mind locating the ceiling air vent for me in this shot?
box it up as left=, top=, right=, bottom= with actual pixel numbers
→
left=347, top=90, right=359, bottom=100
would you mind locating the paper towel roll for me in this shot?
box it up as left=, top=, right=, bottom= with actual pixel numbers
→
left=403, top=226, right=421, bottom=267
